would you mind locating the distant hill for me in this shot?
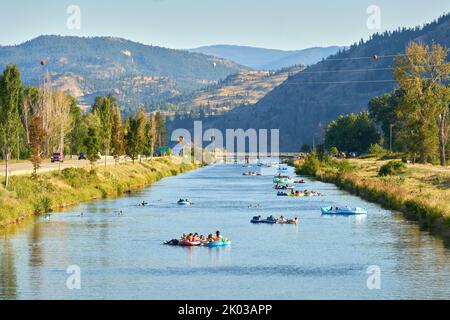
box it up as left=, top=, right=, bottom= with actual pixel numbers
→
left=177, top=13, right=450, bottom=151
left=0, top=35, right=249, bottom=108
left=164, top=65, right=304, bottom=115
left=189, top=45, right=344, bottom=69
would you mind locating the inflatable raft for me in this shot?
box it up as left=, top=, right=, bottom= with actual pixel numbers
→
left=204, top=239, right=232, bottom=247
left=179, top=240, right=201, bottom=246
left=250, top=216, right=277, bottom=224
left=321, top=206, right=367, bottom=215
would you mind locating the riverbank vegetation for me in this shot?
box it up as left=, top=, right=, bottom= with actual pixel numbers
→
left=0, top=157, right=199, bottom=228
left=293, top=153, right=450, bottom=240
left=321, top=42, right=449, bottom=165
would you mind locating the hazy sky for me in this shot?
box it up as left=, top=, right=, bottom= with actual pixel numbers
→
left=0, top=0, right=449, bottom=50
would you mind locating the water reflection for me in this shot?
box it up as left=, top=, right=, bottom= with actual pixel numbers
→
left=0, top=164, right=449, bottom=299
left=0, top=238, right=17, bottom=299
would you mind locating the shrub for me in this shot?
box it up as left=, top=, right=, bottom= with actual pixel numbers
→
left=296, top=152, right=320, bottom=176
left=329, top=147, right=339, bottom=155
left=367, top=143, right=387, bottom=156
left=34, top=196, right=53, bottom=215
left=378, top=161, right=407, bottom=176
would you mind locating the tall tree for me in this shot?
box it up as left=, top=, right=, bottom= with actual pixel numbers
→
left=20, top=86, right=39, bottom=146
left=0, top=65, right=22, bottom=187
left=394, top=42, right=450, bottom=165
left=110, top=105, right=125, bottom=158
left=92, top=95, right=115, bottom=167
left=125, top=116, right=140, bottom=164
left=135, top=107, right=147, bottom=162
left=29, top=115, right=45, bottom=174
left=67, top=98, right=83, bottom=157
left=84, top=127, right=101, bottom=169
left=368, top=91, right=402, bottom=149
left=155, top=112, right=167, bottom=149
left=52, top=90, right=72, bottom=154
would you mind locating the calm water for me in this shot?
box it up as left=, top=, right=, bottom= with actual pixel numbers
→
left=1, top=163, right=449, bottom=300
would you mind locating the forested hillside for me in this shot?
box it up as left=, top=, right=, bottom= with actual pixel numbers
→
left=195, top=13, right=450, bottom=151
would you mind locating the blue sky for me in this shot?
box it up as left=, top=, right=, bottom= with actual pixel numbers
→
left=0, top=0, right=449, bottom=50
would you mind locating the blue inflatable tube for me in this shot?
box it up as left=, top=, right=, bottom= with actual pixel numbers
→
left=205, top=240, right=232, bottom=247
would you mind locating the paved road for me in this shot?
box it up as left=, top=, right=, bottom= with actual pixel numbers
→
left=1, top=156, right=122, bottom=176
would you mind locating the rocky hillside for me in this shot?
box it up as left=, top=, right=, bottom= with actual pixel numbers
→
left=0, top=35, right=250, bottom=108
left=165, top=66, right=303, bottom=115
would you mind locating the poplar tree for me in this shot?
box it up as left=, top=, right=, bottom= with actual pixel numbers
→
left=0, top=65, right=22, bottom=187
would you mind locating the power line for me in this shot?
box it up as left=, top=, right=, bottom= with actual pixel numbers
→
left=294, top=67, right=394, bottom=74
left=284, top=79, right=398, bottom=85
left=323, top=54, right=406, bottom=61
left=284, top=77, right=438, bottom=85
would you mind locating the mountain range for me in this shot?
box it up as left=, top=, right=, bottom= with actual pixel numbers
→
left=183, top=13, right=450, bottom=151
left=0, top=35, right=250, bottom=107
left=189, top=45, right=344, bottom=70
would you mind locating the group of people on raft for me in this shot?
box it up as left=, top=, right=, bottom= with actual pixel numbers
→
left=182, top=230, right=223, bottom=243
left=277, top=189, right=324, bottom=197
left=164, top=230, right=226, bottom=246
left=251, top=215, right=299, bottom=224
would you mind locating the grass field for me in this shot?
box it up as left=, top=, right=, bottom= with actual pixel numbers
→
left=0, top=157, right=200, bottom=228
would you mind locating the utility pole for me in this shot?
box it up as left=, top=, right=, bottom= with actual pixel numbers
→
left=390, top=124, right=395, bottom=152
left=17, top=133, right=20, bottom=161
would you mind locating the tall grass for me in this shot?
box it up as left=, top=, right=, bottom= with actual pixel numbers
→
left=0, top=158, right=200, bottom=228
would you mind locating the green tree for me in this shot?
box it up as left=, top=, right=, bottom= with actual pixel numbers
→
left=0, top=65, right=23, bottom=186
left=155, top=112, right=167, bottom=149
left=394, top=42, right=450, bottom=165
left=84, top=127, right=101, bottom=168
left=110, top=105, right=125, bottom=158
left=368, top=92, right=401, bottom=149
left=324, top=112, right=380, bottom=154
left=66, top=97, right=82, bottom=157
left=135, top=107, right=147, bottom=162
left=143, top=120, right=154, bottom=157
left=93, top=95, right=116, bottom=167
left=329, top=146, right=338, bottom=155
left=125, top=117, right=140, bottom=163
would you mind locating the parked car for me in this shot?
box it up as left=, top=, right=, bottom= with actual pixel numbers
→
left=51, top=152, right=64, bottom=163
left=78, top=153, right=87, bottom=160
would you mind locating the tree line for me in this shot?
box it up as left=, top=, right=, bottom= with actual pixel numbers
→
left=0, top=65, right=168, bottom=186
left=322, top=42, right=450, bottom=165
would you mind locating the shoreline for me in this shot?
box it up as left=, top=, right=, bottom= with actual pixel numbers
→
left=289, top=158, right=450, bottom=246
left=0, top=157, right=202, bottom=229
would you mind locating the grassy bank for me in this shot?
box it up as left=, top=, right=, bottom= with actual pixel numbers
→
left=291, top=155, right=450, bottom=241
left=0, top=157, right=201, bottom=228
